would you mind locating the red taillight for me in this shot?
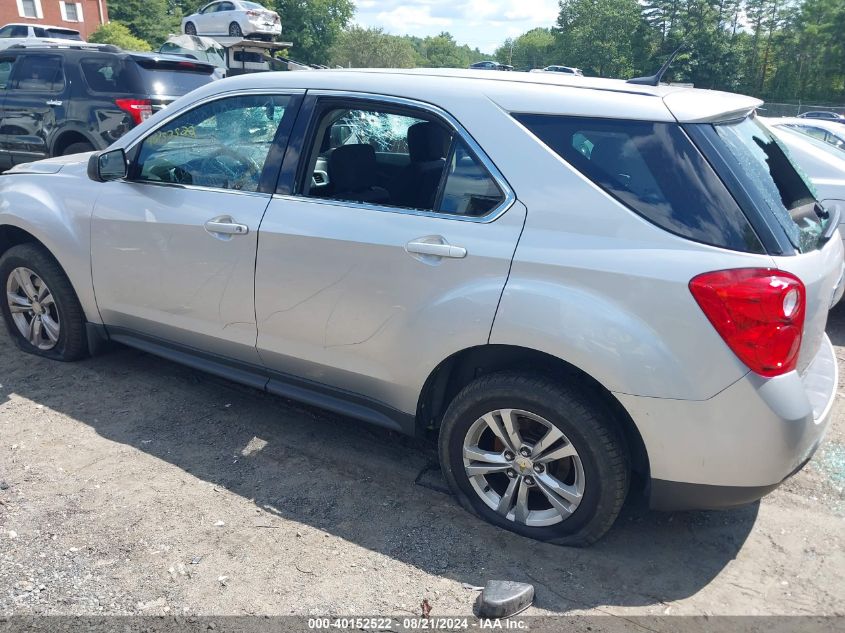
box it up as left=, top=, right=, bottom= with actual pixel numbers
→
left=246, top=9, right=260, bottom=16
left=115, top=98, right=152, bottom=125
left=689, top=268, right=806, bottom=377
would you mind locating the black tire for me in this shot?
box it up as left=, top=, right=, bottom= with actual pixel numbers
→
left=185, top=22, right=197, bottom=35
left=229, top=22, right=243, bottom=37
left=60, top=142, right=95, bottom=156
left=438, top=372, right=629, bottom=546
left=0, top=244, right=88, bottom=362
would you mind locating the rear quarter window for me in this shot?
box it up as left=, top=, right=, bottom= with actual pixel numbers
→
left=81, top=58, right=135, bottom=93
left=515, top=114, right=763, bottom=253
left=702, top=116, right=828, bottom=253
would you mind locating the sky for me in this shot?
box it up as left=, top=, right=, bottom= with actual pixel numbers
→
left=352, top=0, right=561, bottom=54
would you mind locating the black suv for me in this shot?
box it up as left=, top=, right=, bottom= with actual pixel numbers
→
left=0, top=44, right=217, bottom=170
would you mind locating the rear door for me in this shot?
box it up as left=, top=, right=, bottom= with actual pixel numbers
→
left=0, top=53, right=66, bottom=164
left=0, top=52, right=17, bottom=170
left=254, top=94, right=525, bottom=416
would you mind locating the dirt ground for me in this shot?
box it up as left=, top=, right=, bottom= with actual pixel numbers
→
left=1, top=307, right=844, bottom=619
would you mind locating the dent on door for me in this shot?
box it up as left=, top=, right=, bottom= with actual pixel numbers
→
left=254, top=199, right=528, bottom=413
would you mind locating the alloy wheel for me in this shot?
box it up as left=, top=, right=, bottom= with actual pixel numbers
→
left=462, top=408, right=585, bottom=527
left=6, top=267, right=61, bottom=351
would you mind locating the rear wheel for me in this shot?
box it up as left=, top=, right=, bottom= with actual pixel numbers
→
left=439, top=372, right=629, bottom=546
left=61, top=141, right=95, bottom=156
left=185, top=21, right=197, bottom=35
left=229, top=22, right=243, bottom=37
left=0, top=244, right=87, bottom=361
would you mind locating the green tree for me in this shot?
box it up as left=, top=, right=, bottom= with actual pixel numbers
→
left=271, top=0, right=355, bottom=64
left=554, top=0, right=643, bottom=77
left=107, top=0, right=180, bottom=47
left=88, top=22, right=152, bottom=51
left=495, top=28, right=555, bottom=69
left=330, top=26, right=417, bottom=68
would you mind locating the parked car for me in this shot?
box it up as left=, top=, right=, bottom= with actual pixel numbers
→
left=0, top=23, right=82, bottom=50
left=530, top=65, right=583, bottom=76
left=762, top=118, right=845, bottom=249
left=0, top=44, right=217, bottom=170
left=1, top=70, right=841, bottom=545
left=159, top=34, right=228, bottom=78
left=470, top=61, right=513, bottom=71
left=182, top=1, right=282, bottom=39
left=798, top=111, right=845, bottom=123
left=765, top=116, right=845, bottom=154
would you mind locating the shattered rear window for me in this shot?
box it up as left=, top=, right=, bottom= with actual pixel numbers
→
left=708, top=116, right=828, bottom=253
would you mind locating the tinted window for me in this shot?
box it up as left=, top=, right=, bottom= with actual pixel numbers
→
left=0, top=26, right=29, bottom=38
left=132, top=59, right=215, bottom=96
left=13, top=55, right=64, bottom=92
left=47, top=29, right=82, bottom=41
left=706, top=116, right=827, bottom=253
left=81, top=58, right=133, bottom=93
left=135, top=94, right=289, bottom=192
left=0, top=59, right=14, bottom=88
left=515, top=114, right=763, bottom=253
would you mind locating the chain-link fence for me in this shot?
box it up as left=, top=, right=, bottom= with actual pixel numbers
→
left=758, top=102, right=845, bottom=117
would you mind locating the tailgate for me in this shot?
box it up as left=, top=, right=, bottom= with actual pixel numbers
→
left=772, top=234, right=844, bottom=373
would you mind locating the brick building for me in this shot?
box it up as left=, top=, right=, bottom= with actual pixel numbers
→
left=0, top=0, right=109, bottom=40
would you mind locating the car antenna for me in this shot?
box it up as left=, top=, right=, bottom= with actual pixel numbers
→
left=627, top=44, right=685, bottom=86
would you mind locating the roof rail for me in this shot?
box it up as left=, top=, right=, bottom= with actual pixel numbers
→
left=8, top=42, right=120, bottom=53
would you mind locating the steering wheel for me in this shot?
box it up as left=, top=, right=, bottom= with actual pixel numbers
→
left=200, top=146, right=262, bottom=190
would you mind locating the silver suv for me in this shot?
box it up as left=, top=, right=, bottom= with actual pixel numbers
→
left=0, top=69, right=841, bottom=545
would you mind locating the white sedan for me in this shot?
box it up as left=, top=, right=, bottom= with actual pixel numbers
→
left=182, top=1, right=281, bottom=39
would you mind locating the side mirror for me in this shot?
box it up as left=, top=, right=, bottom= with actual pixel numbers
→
left=88, top=148, right=127, bottom=182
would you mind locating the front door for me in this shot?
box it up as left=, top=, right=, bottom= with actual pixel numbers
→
left=91, top=91, right=301, bottom=365
left=255, top=96, right=525, bottom=416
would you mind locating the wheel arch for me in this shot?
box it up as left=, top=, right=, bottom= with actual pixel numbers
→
left=50, top=128, right=98, bottom=158
left=416, top=344, right=650, bottom=478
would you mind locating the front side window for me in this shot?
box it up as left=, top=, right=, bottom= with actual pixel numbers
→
left=0, top=25, right=28, bottom=38
left=12, top=55, right=64, bottom=92
left=301, top=103, right=505, bottom=217
left=515, top=113, right=763, bottom=253
left=134, top=94, right=290, bottom=192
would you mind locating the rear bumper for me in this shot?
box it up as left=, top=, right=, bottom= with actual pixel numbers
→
left=616, top=335, right=837, bottom=511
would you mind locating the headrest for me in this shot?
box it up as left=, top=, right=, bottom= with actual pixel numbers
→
left=329, top=144, right=378, bottom=192
left=408, top=122, right=452, bottom=163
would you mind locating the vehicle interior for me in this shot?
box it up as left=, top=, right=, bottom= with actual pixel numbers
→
left=300, top=107, right=504, bottom=216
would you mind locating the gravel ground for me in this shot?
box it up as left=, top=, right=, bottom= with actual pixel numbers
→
left=1, top=308, right=844, bottom=618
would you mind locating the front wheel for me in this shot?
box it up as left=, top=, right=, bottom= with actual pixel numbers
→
left=439, top=373, right=629, bottom=546
left=0, top=244, right=87, bottom=361
left=185, top=22, right=197, bottom=36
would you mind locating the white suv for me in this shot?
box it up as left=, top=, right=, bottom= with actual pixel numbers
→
left=0, top=23, right=83, bottom=50
left=0, top=69, right=840, bottom=545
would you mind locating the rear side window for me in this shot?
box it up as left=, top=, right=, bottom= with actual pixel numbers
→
left=515, top=114, right=763, bottom=253
left=131, top=59, right=215, bottom=96
left=706, top=116, right=826, bottom=253
left=12, top=55, right=65, bottom=92
left=0, top=59, right=14, bottom=88
left=81, top=58, right=133, bottom=93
